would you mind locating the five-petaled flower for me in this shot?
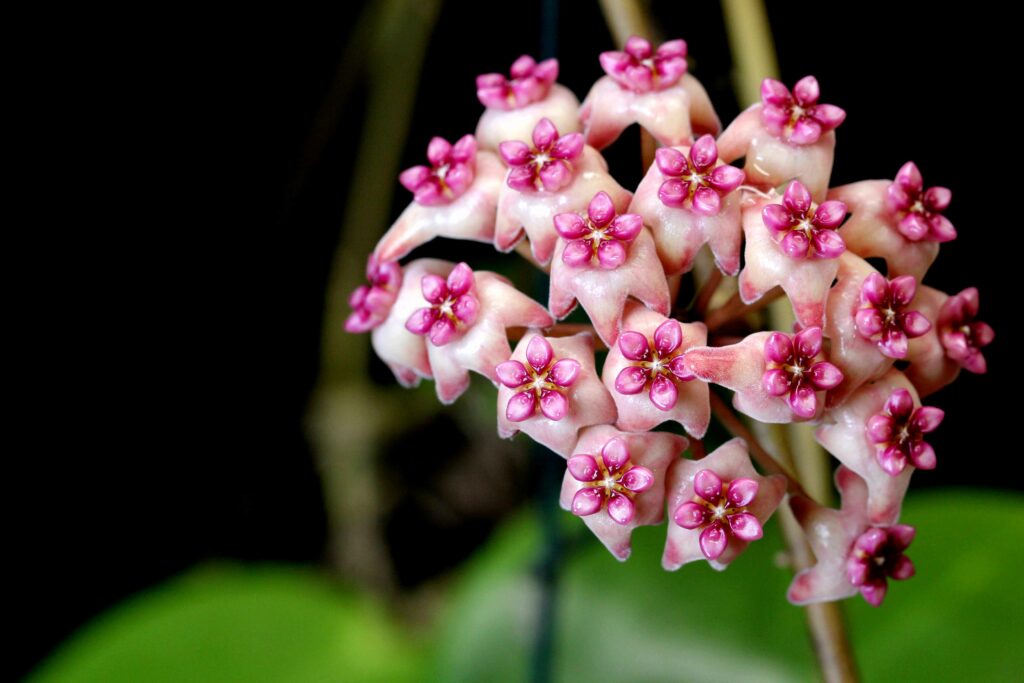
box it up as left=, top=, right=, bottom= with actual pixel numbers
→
left=867, top=388, right=944, bottom=475
left=846, top=525, right=916, bottom=607
left=399, top=135, right=477, bottom=206
left=499, top=118, right=584, bottom=193
left=655, top=135, right=745, bottom=215
left=405, top=262, right=480, bottom=346
left=345, top=255, right=401, bottom=333
left=598, top=36, right=688, bottom=93
left=761, top=327, right=844, bottom=419
left=760, top=76, right=846, bottom=146
left=762, top=180, right=847, bottom=260
left=854, top=273, right=931, bottom=358
left=886, top=161, right=956, bottom=243
left=614, top=320, right=696, bottom=410
left=567, top=436, right=654, bottom=525
left=554, top=191, right=643, bottom=269
left=477, top=54, right=559, bottom=110
left=663, top=438, right=786, bottom=570
left=496, top=335, right=581, bottom=422
left=673, top=469, right=764, bottom=561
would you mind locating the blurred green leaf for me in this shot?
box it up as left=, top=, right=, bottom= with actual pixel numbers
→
left=29, top=565, right=425, bottom=683
left=434, top=490, right=1024, bottom=683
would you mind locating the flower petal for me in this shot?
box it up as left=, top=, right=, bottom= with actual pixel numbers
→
left=728, top=512, right=763, bottom=541
left=553, top=212, right=588, bottom=239
left=539, top=389, right=569, bottom=420
left=587, top=191, right=617, bottom=227
left=649, top=374, right=679, bottom=411
left=764, top=332, right=794, bottom=364
left=692, top=186, right=721, bottom=216
left=655, top=147, right=687, bottom=176
left=762, top=203, right=793, bottom=236
left=615, top=366, right=649, bottom=394
left=781, top=229, right=810, bottom=259
left=607, top=493, right=636, bottom=525
left=601, top=437, right=631, bottom=471
left=783, top=180, right=812, bottom=215
left=909, top=441, right=936, bottom=470
left=549, top=358, right=582, bottom=387
left=526, top=336, right=553, bottom=372
left=420, top=274, right=448, bottom=304
left=813, top=200, right=847, bottom=228
left=658, top=179, right=689, bottom=207
left=405, top=307, right=438, bottom=335
left=673, top=501, right=707, bottom=529
left=505, top=390, right=537, bottom=422
left=689, top=134, right=718, bottom=170
left=597, top=239, right=628, bottom=269
left=789, top=117, right=822, bottom=145
left=621, top=465, right=654, bottom=493
left=896, top=162, right=923, bottom=194
left=572, top=487, right=604, bottom=516
left=429, top=316, right=457, bottom=346
left=912, top=406, right=944, bottom=433
left=811, top=229, right=845, bottom=259
left=446, top=262, right=474, bottom=297
left=809, top=362, right=843, bottom=390
left=426, top=136, right=452, bottom=166
left=617, top=331, right=651, bottom=361
left=794, top=326, right=823, bottom=359
left=762, top=368, right=791, bottom=396
left=760, top=78, right=791, bottom=106
left=452, top=294, right=479, bottom=325
left=855, top=308, right=885, bottom=337
left=498, top=140, right=532, bottom=166
left=866, top=414, right=894, bottom=443
left=495, top=360, right=530, bottom=388
left=699, top=522, right=728, bottom=560
left=709, top=164, right=745, bottom=193
left=727, top=477, right=760, bottom=507
left=792, top=75, right=820, bottom=106
left=567, top=454, right=600, bottom=482
left=551, top=133, right=584, bottom=160
left=694, top=469, right=723, bottom=503
left=539, top=160, right=572, bottom=192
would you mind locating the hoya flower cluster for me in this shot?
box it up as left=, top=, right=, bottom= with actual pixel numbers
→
left=347, top=38, right=993, bottom=607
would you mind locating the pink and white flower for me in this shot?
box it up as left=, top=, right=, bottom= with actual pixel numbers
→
left=548, top=191, right=670, bottom=346
left=684, top=327, right=843, bottom=422
left=374, top=135, right=505, bottom=262
left=601, top=302, right=709, bottom=436
left=495, top=119, right=632, bottom=264
left=905, top=286, right=994, bottom=396
left=402, top=262, right=553, bottom=403
left=496, top=333, right=616, bottom=457
left=828, top=162, right=954, bottom=281
left=580, top=36, right=721, bottom=150
left=560, top=426, right=686, bottom=560
left=628, top=136, right=745, bottom=276
left=788, top=466, right=916, bottom=607
left=738, top=183, right=846, bottom=328
left=717, top=76, right=844, bottom=201
left=663, top=438, right=786, bottom=570
left=824, top=254, right=931, bottom=407
left=345, top=255, right=402, bottom=333
left=475, top=56, right=581, bottom=153
left=816, top=370, right=928, bottom=524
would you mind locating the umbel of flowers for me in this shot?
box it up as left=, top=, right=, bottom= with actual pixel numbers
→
left=348, top=37, right=993, bottom=608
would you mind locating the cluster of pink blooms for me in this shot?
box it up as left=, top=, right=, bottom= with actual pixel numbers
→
left=346, top=38, right=993, bottom=607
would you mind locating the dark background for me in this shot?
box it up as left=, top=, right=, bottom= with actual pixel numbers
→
left=15, top=2, right=1016, bottom=679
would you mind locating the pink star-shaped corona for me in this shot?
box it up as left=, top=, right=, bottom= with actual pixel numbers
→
left=816, top=370, right=938, bottom=524
left=475, top=55, right=581, bottom=152
left=495, top=333, right=616, bottom=457
left=548, top=191, right=670, bottom=346
left=580, top=36, right=721, bottom=150
left=628, top=136, right=746, bottom=276
left=905, top=286, right=994, bottom=396
left=662, top=438, right=786, bottom=571
left=824, top=254, right=931, bottom=407
left=788, top=467, right=915, bottom=607
left=560, top=426, right=686, bottom=560
left=374, top=135, right=505, bottom=262
left=684, top=327, right=843, bottom=423
left=366, top=259, right=450, bottom=387
left=601, top=301, right=709, bottom=436
left=401, top=262, right=553, bottom=404
left=738, top=184, right=846, bottom=329
left=495, top=119, right=632, bottom=264
left=828, top=162, right=955, bottom=281
left=717, top=76, right=845, bottom=201
left=345, top=255, right=402, bottom=334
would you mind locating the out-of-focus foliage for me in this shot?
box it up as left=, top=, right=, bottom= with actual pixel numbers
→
left=30, top=491, right=1023, bottom=683
left=28, top=567, right=426, bottom=683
